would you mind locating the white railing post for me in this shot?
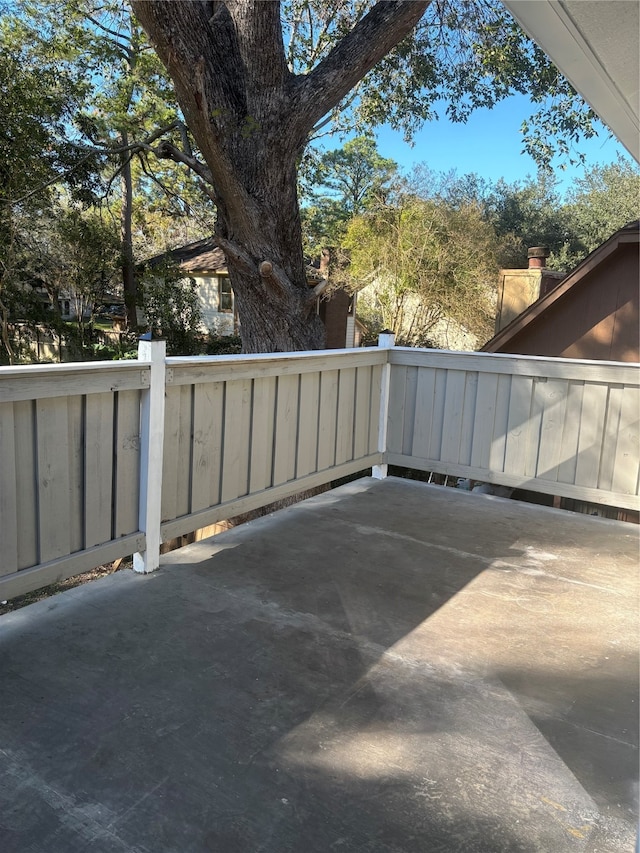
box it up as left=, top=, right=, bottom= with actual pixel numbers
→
left=134, top=338, right=166, bottom=573
left=372, top=330, right=395, bottom=479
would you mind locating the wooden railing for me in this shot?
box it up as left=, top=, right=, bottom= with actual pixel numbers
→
left=387, top=348, right=639, bottom=509
left=158, top=349, right=385, bottom=541
left=1, top=341, right=637, bottom=599
left=0, top=361, right=148, bottom=599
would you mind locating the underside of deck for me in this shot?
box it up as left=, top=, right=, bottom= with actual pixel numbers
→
left=0, top=477, right=637, bottom=852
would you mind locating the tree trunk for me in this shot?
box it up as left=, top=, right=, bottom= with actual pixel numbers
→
left=132, top=0, right=429, bottom=352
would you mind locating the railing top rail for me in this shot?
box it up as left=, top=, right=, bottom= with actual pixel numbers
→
left=0, top=359, right=145, bottom=379
left=389, top=347, right=640, bottom=384
left=166, top=347, right=388, bottom=384
left=390, top=345, right=640, bottom=370
left=0, top=359, right=150, bottom=403
left=166, top=346, right=384, bottom=368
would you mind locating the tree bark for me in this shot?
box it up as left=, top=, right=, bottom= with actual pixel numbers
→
left=132, top=0, right=429, bottom=351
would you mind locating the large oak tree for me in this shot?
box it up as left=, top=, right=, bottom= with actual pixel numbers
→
left=131, top=0, right=599, bottom=352
left=132, top=0, right=430, bottom=351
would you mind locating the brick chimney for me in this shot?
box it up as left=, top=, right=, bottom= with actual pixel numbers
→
left=494, top=248, right=566, bottom=333
left=527, top=246, right=549, bottom=269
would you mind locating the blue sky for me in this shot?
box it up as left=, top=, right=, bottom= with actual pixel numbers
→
left=370, top=93, right=634, bottom=195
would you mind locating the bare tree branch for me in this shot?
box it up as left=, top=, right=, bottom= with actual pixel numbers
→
left=293, top=0, right=430, bottom=139
left=147, top=140, right=214, bottom=186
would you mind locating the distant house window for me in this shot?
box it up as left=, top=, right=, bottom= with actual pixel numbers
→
left=218, top=277, right=233, bottom=312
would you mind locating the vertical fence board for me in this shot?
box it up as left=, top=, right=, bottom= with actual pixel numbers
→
left=317, top=369, right=339, bottom=470
left=162, top=386, right=182, bottom=523
left=14, top=401, right=38, bottom=570
left=489, top=374, right=512, bottom=473
left=175, top=385, right=194, bottom=519
left=0, top=402, right=18, bottom=576
left=535, top=379, right=569, bottom=482
left=191, top=381, right=224, bottom=511
left=386, top=365, right=406, bottom=455
left=297, top=372, right=320, bottom=477
left=401, top=367, right=418, bottom=456
left=575, top=384, right=609, bottom=488
left=336, top=367, right=356, bottom=465
left=411, top=367, right=435, bottom=459
left=368, top=363, right=383, bottom=456
left=250, top=376, right=276, bottom=493
left=598, top=385, right=624, bottom=492
left=221, top=379, right=252, bottom=502
left=84, top=393, right=114, bottom=548
left=353, top=366, right=372, bottom=460
left=67, top=396, right=84, bottom=555
left=428, top=369, right=448, bottom=462
left=161, top=384, right=193, bottom=521
left=612, top=385, right=640, bottom=495
left=440, top=371, right=467, bottom=463
left=556, top=382, right=584, bottom=486
left=522, top=379, right=545, bottom=478
left=113, top=389, right=141, bottom=537
left=503, top=376, right=534, bottom=476
left=36, top=397, right=71, bottom=562
left=457, top=372, right=479, bottom=466
left=470, top=373, right=499, bottom=471
left=273, top=374, right=300, bottom=485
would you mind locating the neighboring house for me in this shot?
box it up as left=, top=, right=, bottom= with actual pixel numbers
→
left=483, top=221, right=640, bottom=362
left=146, top=239, right=235, bottom=335
left=147, top=239, right=359, bottom=347
left=482, top=223, right=639, bottom=522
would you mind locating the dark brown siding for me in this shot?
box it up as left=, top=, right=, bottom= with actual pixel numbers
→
left=319, top=290, right=350, bottom=349
left=494, top=243, right=639, bottom=362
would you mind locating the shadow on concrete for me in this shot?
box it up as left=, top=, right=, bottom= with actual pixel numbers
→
left=498, top=663, right=639, bottom=820
left=0, top=478, right=637, bottom=852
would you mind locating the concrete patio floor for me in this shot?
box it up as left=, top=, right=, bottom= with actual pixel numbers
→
left=0, top=476, right=637, bottom=853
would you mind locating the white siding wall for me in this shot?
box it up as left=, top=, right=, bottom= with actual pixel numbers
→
left=195, top=275, right=235, bottom=335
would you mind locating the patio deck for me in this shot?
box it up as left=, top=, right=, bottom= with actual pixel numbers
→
left=0, top=476, right=637, bottom=853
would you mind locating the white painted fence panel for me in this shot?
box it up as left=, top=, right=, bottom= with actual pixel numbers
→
left=0, top=363, right=148, bottom=599
left=159, top=351, right=385, bottom=540
left=2, top=346, right=637, bottom=600
left=387, top=349, right=640, bottom=509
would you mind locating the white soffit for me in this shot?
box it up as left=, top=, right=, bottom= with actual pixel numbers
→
left=501, top=0, right=639, bottom=161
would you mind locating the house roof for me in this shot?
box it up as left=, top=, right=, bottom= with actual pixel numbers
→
left=145, top=238, right=227, bottom=273
left=145, top=238, right=326, bottom=286
left=482, top=219, right=640, bottom=353
left=502, top=1, right=639, bottom=161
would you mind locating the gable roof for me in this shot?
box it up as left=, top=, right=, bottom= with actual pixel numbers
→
left=483, top=220, right=640, bottom=353
left=145, top=239, right=327, bottom=286
left=145, top=238, right=227, bottom=273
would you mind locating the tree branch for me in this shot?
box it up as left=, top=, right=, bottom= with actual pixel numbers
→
left=148, top=140, right=214, bottom=187
left=131, top=1, right=256, bottom=229
left=69, top=120, right=182, bottom=156
left=293, top=0, right=430, bottom=138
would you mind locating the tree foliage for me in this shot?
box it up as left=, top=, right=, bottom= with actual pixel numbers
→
left=1, top=1, right=630, bottom=356
left=345, top=196, right=497, bottom=347
left=139, top=261, right=203, bottom=355
left=302, top=135, right=398, bottom=250
left=129, top=0, right=608, bottom=352
left=283, top=0, right=599, bottom=165
left=563, top=158, right=640, bottom=257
